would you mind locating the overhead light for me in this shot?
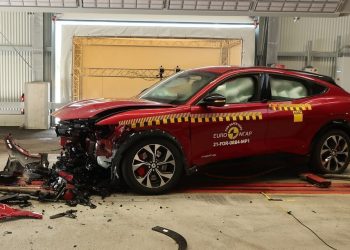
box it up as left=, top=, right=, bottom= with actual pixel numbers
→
left=0, top=0, right=78, bottom=7
left=57, top=20, right=256, bottom=29
left=82, top=0, right=164, bottom=9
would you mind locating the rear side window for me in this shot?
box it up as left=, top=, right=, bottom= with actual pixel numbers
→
left=269, top=75, right=327, bottom=101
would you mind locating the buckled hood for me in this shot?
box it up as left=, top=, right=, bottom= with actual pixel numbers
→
left=52, top=98, right=173, bottom=121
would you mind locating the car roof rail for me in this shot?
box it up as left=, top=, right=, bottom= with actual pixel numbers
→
left=287, top=69, right=338, bottom=86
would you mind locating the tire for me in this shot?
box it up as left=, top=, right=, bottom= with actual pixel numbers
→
left=121, top=137, right=183, bottom=194
left=311, top=129, right=350, bottom=174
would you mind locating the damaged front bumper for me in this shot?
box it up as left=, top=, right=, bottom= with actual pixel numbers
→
left=3, top=135, right=49, bottom=178
left=0, top=135, right=118, bottom=208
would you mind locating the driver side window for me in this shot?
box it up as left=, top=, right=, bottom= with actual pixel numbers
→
left=211, top=76, right=258, bottom=104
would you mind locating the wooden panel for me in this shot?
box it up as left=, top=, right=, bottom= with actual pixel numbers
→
left=101, top=78, right=155, bottom=99
left=81, top=77, right=103, bottom=99
left=229, top=43, right=243, bottom=66
left=74, top=37, right=242, bottom=100
left=83, top=46, right=221, bottom=69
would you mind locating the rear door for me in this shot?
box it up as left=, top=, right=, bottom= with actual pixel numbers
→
left=190, top=73, right=269, bottom=166
left=266, top=74, right=328, bottom=155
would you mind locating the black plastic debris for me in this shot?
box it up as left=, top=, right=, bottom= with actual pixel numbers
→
left=0, top=194, right=32, bottom=208
left=50, top=209, right=77, bottom=219
left=152, top=226, right=187, bottom=250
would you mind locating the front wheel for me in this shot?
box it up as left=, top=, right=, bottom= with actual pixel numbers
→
left=311, top=129, right=350, bottom=174
left=121, top=138, right=183, bottom=194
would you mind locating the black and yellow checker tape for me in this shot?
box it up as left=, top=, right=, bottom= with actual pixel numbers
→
left=269, top=103, right=312, bottom=123
left=268, top=103, right=312, bottom=111
left=119, top=112, right=263, bottom=129
left=119, top=113, right=191, bottom=129
left=190, top=112, right=263, bottom=123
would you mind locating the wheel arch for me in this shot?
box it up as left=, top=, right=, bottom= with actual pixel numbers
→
left=111, top=129, right=190, bottom=181
left=310, top=119, right=350, bottom=153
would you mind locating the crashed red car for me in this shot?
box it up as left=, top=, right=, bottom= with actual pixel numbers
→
left=53, top=66, right=350, bottom=194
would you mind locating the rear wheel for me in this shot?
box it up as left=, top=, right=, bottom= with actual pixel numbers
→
left=311, top=129, right=350, bottom=174
left=121, top=137, right=183, bottom=194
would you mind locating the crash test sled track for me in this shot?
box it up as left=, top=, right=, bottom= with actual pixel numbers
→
left=177, top=170, right=350, bottom=194
left=178, top=182, right=350, bottom=194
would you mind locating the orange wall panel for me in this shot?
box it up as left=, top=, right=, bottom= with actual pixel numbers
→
left=75, top=37, right=242, bottom=100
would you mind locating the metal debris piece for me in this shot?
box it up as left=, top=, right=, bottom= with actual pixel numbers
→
left=4, top=135, right=49, bottom=176
left=152, top=226, right=187, bottom=250
left=0, top=194, right=32, bottom=207
left=261, top=192, right=283, bottom=201
left=0, top=185, right=55, bottom=196
left=0, top=203, right=42, bottom=221
left=0, top=194, right=19, bottom=202
left=50, top=209, right=78, bottom=219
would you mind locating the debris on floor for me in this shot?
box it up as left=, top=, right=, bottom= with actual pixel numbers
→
left=261, top=192, right=283, bottom=201
left=299, top=173, right=332, bottom=188
left=0, top=135, right=121, bottom=209
left=0, top=193, right=32, bottom=207
left=0, top=203, right=42, bottom=221
left=50, top=209, right=78, bottom=219
left=152, top=226, right=187, bottom=250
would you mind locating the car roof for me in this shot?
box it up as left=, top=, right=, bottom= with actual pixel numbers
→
left=194, top=66, right=337, bottom=85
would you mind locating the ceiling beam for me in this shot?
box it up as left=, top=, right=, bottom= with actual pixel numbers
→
left=0, top=7, right=342, bottom=17
left=341, top=0, right=350, bottom=14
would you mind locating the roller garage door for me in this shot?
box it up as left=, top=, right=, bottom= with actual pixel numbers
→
left=72, top=37, right=242, bottom=100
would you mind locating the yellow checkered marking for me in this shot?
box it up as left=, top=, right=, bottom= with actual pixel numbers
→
left=293, top=110, right=303, bottom=123
left=119, top=111, right=263, bottom=128
left=269, top=103, right=312, bottom=111
left=268, top=103, right=312, bottom=123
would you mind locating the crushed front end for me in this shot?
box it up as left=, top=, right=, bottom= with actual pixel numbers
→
left=55, top=119, right=127, bottom=179
left=0, top=119, right=127, bottom=207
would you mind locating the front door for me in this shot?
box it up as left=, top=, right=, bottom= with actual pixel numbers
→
left=190, top=74, right=269, bottom=166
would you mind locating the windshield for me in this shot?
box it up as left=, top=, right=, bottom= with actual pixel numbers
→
left=140, top=70, right=219, bottom=105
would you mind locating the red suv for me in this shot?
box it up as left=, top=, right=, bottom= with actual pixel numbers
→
left=53, top=66, right=350, bottom=194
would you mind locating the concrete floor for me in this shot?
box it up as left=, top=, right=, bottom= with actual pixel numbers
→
left=1, top=128, right=350, bottom=250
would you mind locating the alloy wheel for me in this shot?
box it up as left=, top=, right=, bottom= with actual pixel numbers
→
left=320, top=135, right=349, bottom=171
left=132, top=144, right=176, bottom=189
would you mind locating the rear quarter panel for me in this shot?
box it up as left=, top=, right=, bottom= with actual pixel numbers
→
left=293, top=86, right=350, bottom=155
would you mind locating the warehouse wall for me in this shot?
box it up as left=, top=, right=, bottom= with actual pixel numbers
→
left=278, top=15, right=350, bottom=77
left=0, top=11, right=32, bottom=102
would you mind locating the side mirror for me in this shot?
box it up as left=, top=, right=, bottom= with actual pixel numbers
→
left=202, top=93, right=226, bottom=107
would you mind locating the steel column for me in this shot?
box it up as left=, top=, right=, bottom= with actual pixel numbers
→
left=266, top=17, right=279, bottom=66
left=31, top=13, right=44, bottom=81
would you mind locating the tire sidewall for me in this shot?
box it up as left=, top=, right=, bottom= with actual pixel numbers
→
left=312, top=129, right=350, bottom=174
left=122, top=137, right=183, bottom=194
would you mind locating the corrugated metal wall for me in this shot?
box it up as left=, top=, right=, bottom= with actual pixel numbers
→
left=0, top=12, right=32, bottom=102
left=278, top=15, right=350, bottom=77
